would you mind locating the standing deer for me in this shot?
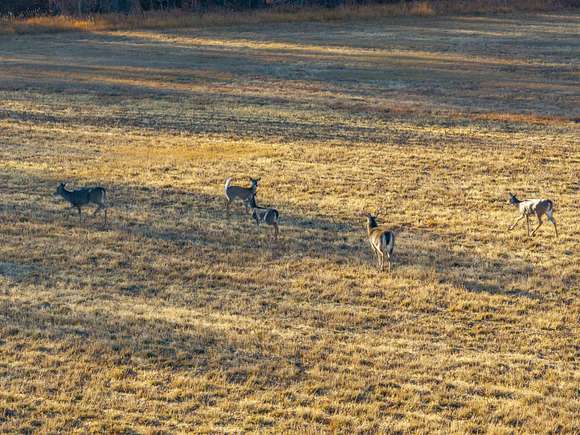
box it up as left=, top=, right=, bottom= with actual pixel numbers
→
left=248, top=196, right=279, bottom=241
left=224, top=177, right=260, bottom=215
left=508, top=192, right=558, bottom=237
left=54, top=182, right=108, bottom=224
left=364, top=213, right=395, bottom=272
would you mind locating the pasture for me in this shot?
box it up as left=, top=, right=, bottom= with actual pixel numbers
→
left=0, top=12, right=579, bottom=432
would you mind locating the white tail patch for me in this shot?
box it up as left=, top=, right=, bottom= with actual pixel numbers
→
left=224, top=178, right=232, bottom=196
left=382, top=232, right=395, bottom=256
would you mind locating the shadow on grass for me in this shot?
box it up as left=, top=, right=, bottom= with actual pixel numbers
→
left=0, top=294, right=302, bottom=386
left=1, top=19, right=577, bottom=140
left=1, top=169, right=549, bottom=301
left=395, top=228, right=542, bottom=299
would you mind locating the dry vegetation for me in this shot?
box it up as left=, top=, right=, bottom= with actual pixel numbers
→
left=1, top=12, right=579, bottom=433
left=0, top=0, right=567, bottom=35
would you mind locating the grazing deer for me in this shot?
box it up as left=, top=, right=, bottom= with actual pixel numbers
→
left=224, top=177, right=260, bottom=215
left=248, top=196, right=279, bottom=241
left=508, top=192, right=558, bottom=237
left=364, top=213, right=395, bottom=272
left=54, top=182, right=108, bottom=224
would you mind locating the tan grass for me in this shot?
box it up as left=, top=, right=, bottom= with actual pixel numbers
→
left=0, top=12, right=579, bottom=433
left=0, top=0, right=567, bottom=35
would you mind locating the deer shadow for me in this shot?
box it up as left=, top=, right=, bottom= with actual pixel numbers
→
left=1, top=170, right=554, bottom=301
left=394, top=228, right=544, bottom=300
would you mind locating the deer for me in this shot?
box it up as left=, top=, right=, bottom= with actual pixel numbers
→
left=54, top=182, right=108, bottom=225
left=508, top=192, right=558, bottom=237
left=224, top=177, right=260, bottom=215
left=363, top=213, right=395, bottom=272
left=248, top=195, right=279, bottom=241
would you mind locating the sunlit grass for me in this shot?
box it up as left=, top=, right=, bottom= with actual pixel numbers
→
left=0, top=0, right=566, bottom=35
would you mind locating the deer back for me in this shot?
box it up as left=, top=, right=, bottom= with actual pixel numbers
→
left=226, top=185, right=255, bottom=201
left=520, top=198, right=553, bottom=216
left=368, top=227, right=385, bottom=248
left=88, top=187, right=106, bottom=205
left=252, top=199, right=278, bottom=224
left=64, top=187, right=105, bottom=207
left=369, top=226, right=394, bottom=253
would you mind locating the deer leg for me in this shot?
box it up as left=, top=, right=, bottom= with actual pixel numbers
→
left=547, top=211, right=558, bottom=237
left=531, top=216, right=543, bottom=236
left=77, top=207, right=82, bottom=223
left=509, top=215, right=524, bottom=231
left=526, top=215, right=530, bottom=236
left=93, top=204, right=108, bottom=225
left=226, top=199, right=231, bottom=216
left=373, top=246, right=382, bottom=271
left=380, top=251, right=385, bottom=272
left=370, top=245, right=379, bottom=269
left=273, top=222, right=278, bottom=241
left=548, top=215, right=558, bottom=237
left=386, top=252, right=391, bottom=272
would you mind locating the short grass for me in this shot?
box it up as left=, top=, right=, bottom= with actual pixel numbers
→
left=1, top=12, right=579, bottom=433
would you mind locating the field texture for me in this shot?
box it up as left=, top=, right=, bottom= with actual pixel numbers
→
left=1, top=13, right=579, bottom=433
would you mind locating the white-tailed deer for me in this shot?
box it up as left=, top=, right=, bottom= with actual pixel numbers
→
left=364, top=213, right=395, bottom=272
left=224, top=177, right=259, bottom=215
left=508, top=192, right=558, bottom=237
left=54, top=182, right=108, bottom=224
left=248, top=196, right=279, bottom=241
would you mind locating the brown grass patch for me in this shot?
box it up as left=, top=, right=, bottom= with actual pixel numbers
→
left=115, top=140, right=280, bottom=163
left=455, top=112, right=575, bottom=126
left=0, top=0, right=567, bottom=35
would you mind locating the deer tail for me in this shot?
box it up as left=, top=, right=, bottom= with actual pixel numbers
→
left=382, top=231, right=395, bottom=256
left=224, top=178, right=232, bottom=196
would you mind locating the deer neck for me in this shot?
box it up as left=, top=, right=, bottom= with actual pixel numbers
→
left=367, top=218, right=378, bottom=236
left=59, top=187, right=73, bottom=200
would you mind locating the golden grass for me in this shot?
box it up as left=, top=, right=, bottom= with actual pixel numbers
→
left=0, top=0, right=567, bottom=35
left=1, top=12, right=579, bottom=433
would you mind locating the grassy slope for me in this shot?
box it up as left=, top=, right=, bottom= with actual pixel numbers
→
left=0, top=13, right=579, bottom=433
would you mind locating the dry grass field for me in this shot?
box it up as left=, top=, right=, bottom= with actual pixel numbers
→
left=1, top=12, right=579, bottom=433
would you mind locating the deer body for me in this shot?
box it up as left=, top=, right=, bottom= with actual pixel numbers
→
left=365, top=214, right=395, bottom=272
left=249, top=196, right=279, bottom=241
left=55, top=183, right=107, bottom=224
left=224, top=177, right=259, bottom=215
left=508, top=193, right=557, bottom=237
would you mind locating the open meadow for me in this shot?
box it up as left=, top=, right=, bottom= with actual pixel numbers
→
left=1, top=11, right=579, bottom=433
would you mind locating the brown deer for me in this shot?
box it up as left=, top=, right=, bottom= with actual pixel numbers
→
left=508, top=192, right=558, bottom=237
left=224, top=177, right=259, bottom=215
left=248, top=196, right=279, bottom=241
left=364, top=213, right=395, bottom=272
left=54, top=182, right=108, bottom=224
